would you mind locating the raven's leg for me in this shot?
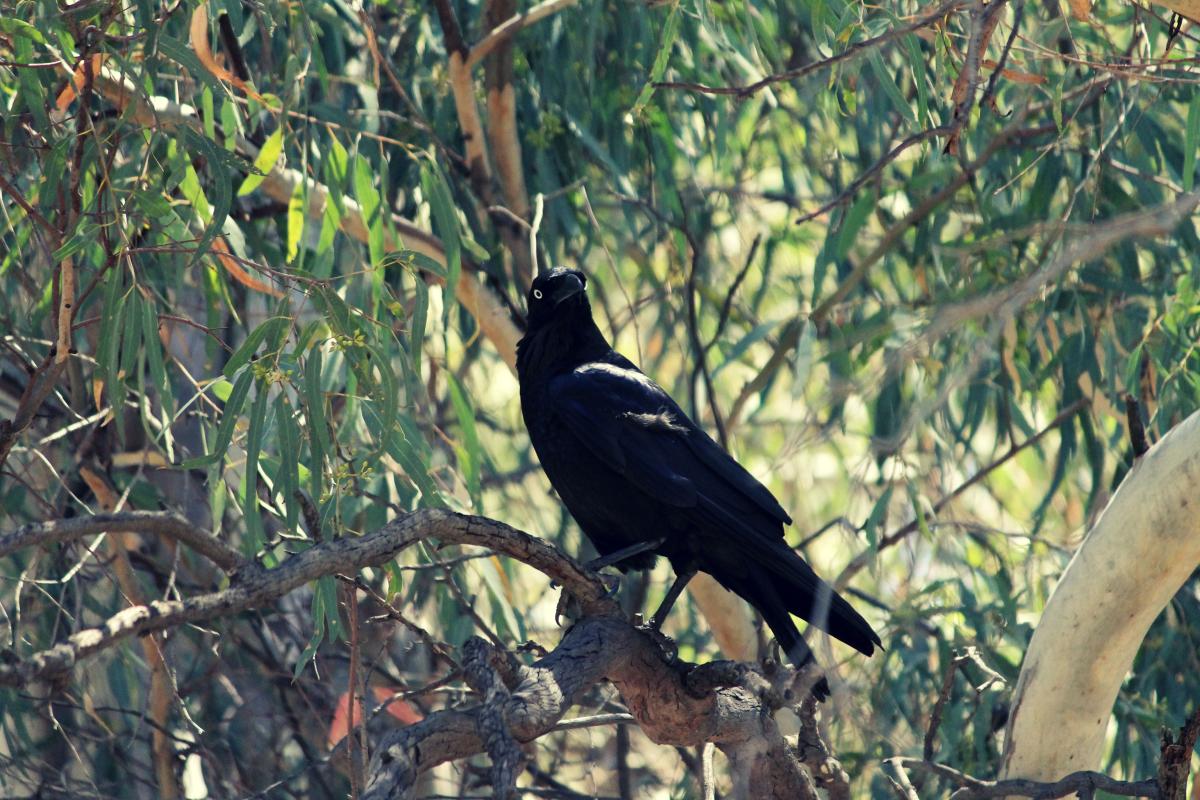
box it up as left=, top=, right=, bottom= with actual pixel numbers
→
left=585, top=537, right=667, bottom=572
left=647, top=567, right=698, bottom=630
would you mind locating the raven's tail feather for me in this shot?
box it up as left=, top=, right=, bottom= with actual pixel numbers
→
left=699, top=501, right=882, bottom=655
left=773, top=569, right=881, bottom=656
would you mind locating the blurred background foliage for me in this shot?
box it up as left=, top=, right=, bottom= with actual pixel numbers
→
left=2, top=0, right=1200, bottom=795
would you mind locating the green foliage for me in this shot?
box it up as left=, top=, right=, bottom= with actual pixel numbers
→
left=2, top=0, right=1199, bottom=795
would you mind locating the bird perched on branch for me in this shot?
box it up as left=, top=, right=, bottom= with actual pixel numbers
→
left=516, top=267, right=880, bottom=699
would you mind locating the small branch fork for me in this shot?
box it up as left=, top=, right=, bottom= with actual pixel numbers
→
left=924, top=647, right=1006, bottom=762
left=461, top=638, right=525, bottom=800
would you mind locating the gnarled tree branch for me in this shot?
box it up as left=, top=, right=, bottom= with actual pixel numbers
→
left=0, top=510, right=245, bottom=573
left=0, top=509, right=609, bottom=688
left=365, top=615, right=820, bottom=800
left=5, top=508, right=828, bottom=800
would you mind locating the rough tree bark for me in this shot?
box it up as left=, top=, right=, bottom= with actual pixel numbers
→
left=364, top=616, right=826, bottom=800
left=1001, top=407, right=1200, bottom=788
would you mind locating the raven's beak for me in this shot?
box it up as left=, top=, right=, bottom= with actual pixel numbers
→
left=553, top=272, right=585, bottom=305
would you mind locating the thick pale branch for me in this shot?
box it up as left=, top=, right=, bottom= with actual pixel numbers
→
left=431, top=0, right=537, bottom=286
left=433, top=0, right=495, bottom=204
left=0, top=510, right=611, bottom=688
left=1001, top=407, right=1200, bottom=786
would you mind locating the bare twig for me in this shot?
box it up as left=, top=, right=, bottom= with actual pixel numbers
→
left=1156, top=704, right=1200, bottom=800
left=924, top=652, right=964, bottom=762
left=946, top=0, right=1005, bottom=154
left=924, top=647, right=1004, bottom=762
left=977, top=0, right=1024, bottom=114
left=709, top=233, right=760, bottom=349
left=551, top=713, right=634, bottom=732
left=0, top=510, right=245, bottom=573
left=793, top=126, right=954, bottom=226
left=0, top=355, right=69, bottom=472
left=894, top=758, right=1159, bottom=799
left=655, top=0, right=966, bottom=98
left=348, top=575, right=458, bottom=667
left=684, top=231, right=727, bottom=447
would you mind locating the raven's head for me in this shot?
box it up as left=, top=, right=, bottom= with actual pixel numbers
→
left=525, top=267, right=588, bottom=329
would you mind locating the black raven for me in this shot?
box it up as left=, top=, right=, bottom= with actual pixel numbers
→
left=516, top=267, right=880, bottom=698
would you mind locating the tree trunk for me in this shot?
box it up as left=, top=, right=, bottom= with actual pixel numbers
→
left=1000, top=408, right=1200, bottom=787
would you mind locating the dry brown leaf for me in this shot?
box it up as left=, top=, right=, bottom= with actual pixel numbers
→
left=91, top=378, right=115, bottom=426
left=55, top=53, right=105, bottom=111
left=982, top=58, right=1046, bottom=85
left=80, top=465, right=119, bottom=510
left=212, top=237, right=284, bottom=297
left=327, top=687, right=423, bottom=749
left=111, top=450, right=171, bottom=469
left=189, top=1, right=265, bottom=102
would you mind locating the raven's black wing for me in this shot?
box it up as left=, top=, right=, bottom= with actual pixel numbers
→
left=549, top=362, right=790, bottom=526
left=549, top=361, right=880, bottom=655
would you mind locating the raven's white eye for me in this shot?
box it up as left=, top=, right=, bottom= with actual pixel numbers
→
left=533, top=289, right=543, bottom=299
